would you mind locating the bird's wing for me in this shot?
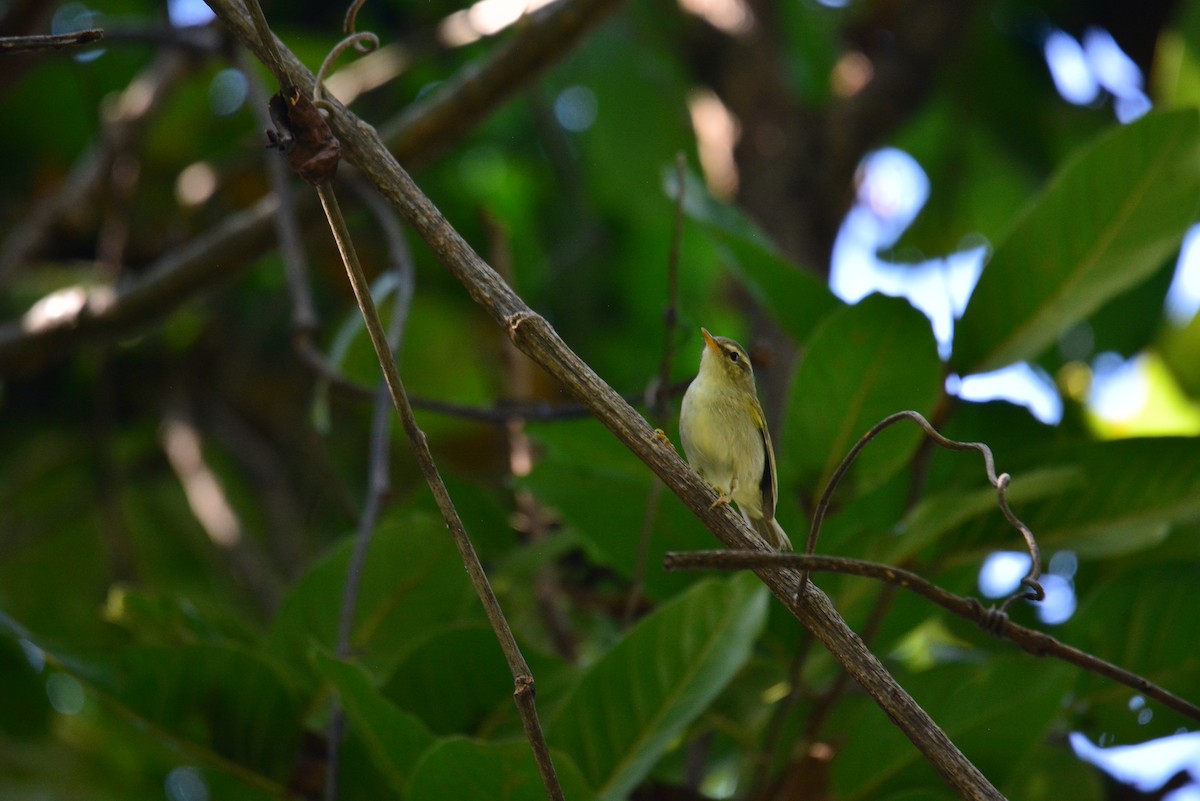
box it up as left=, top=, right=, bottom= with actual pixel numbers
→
left=754, top=402, right=778, bottom=520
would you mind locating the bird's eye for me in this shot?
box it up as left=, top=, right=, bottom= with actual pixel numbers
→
left=728, top=351, right=739, bottom=363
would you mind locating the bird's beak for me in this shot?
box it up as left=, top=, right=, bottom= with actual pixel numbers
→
left=701, top=328, right=719, bottom=353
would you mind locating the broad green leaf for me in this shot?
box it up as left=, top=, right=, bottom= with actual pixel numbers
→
left=264, top=513, right=485, bottom=687
left=1066, top=562, right=1200, bottom=697
left=943, top=437, right=1200, bottom=561
left=545, top=573, right=768, bottom=800
left=522, top=418, right=717, bottom=602
left=382, top=625, right=512, bottom=736
left=311, top=649, right=436, bottom=791
left=785, top=294, right=942, bottom=498
left=1011, top=438, right=1200, bottom=557
left=889, top=99, right=1038, bottom=261
left=666, top=167, right=841, bottom=345
left=877, top=466, right=1083, bottom=567
left=1069, top=253, right=1177, bottom=363
left=406, top=737, right=598, bottom=801
left=73, top=643, right=303, bottom=783
left=832, top=657, right=1079, bottom=801
left=954, top=109, right=1200, bottom=374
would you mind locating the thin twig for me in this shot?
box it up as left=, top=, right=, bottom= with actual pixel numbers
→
left=238, top=47, right=319, bottom=334
left=314, top=181, right=565, bottom=801
left=301, top=359, right=685, bottom=424
left=325, top=200, right=413, bottom=801
left=622, top=483, right=662, bottom=627
left=622, top=152, right=689, bottom=626
left=239, top=0, right=563, bottom=790
left=0, top=29, right=103, bottom=52
left=660, top=152, right=687, bottom=404
left=805, top=410, right=1042, bottom=608
left=747, top=635, right=816, bottom=796
left=666, top=550, right=1200, bottom=723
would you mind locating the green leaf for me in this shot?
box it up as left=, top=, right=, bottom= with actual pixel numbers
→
left=522, top=419, right=717, bottom=602
left=877, top=466, right=1084, bottom=567
left=264, top=513, right=485, bottom=687
left=832, top=657, right=1079, bottom=800
left=1063, top=563, right=1200, bottom=738
left=74, top=643, right=303, bottom=782
left=785, top=294, right=942, bottom=498
left=888, top=99, right=1039, bottom=261
left=311, top=649, right=436, bottom=791
left=545, top=573, right=768, bottom=800
left=382, top=625, right=513, bottom=736
left=406, top=737, right=598, bottom=801
left=1053, top=527, right=1200, bottom=741
left=942, top=437, right=1200, bottom=560
left=1016, top=437, right=1200, bottom=557
left=954, top=109, right=1200, bottom=374
left=666, top=167, right=841, bottom=344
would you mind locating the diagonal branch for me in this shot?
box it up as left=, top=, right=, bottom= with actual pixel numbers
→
left=207, top=3, right=1003, bottom=797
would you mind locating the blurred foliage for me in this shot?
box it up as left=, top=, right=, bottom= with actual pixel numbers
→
left=2, top=0, right=1200, bottom=800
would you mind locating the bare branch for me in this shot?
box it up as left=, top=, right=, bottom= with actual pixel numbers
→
left=239, top=47, right=318, bottom=334
left=325, top=186, right=414, bottom=801
left=666, top=550, right=1200, bottom=724
left=0, top=28, right=103, bottom=52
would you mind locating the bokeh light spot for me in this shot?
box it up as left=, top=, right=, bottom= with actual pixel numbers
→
left=209, top=69, right=248, bottom=116
left=46, top=672, right=85, bottom=715
left=554, top=86, right=598, bottom=132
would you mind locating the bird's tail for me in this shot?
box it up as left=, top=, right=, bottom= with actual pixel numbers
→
left=749, top=515, right=792, bottom=551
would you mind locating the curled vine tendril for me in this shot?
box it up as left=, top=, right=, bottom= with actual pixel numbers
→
left=313, top=31, right=381, bottom=108
left=803, top=410, right=1043, bottom=609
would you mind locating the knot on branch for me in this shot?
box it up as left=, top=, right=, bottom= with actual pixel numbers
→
left=505, top=310, right=537, bottom=340
left=514, top=672, right=536, bottom=700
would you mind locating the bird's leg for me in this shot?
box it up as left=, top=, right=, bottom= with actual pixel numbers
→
left=708, top=477, right=737, bottom=510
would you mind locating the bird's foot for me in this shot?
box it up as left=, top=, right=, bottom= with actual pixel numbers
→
left=708, top=490, right=732, bottom=510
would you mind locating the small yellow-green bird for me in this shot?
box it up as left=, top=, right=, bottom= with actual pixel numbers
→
left=679, top=328, right=792, bottom=550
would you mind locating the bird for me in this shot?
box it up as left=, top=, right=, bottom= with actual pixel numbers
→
left=679, top=328, right=792, bottom=550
